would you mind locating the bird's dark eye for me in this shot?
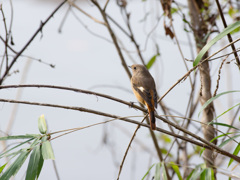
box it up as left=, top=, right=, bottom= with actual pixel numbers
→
left=134, top=67, right=136, bottom=70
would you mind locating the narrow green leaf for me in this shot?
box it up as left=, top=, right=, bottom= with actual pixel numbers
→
left=41, top=141, right=55, bottom=160
left=201, top=168, right=214, bottom=180
left=146, top=53, right=160, bottom=69
left=219, top=134, right=240, bottom=148
left=187, top=164, right=205, bottom=180
left=169, top=162, right=182, bottom=180
left=141, top=163, right=156, bottom=180
left=154, top=163, right=161, bottom=180
left=193, top=21, right=240, bottom=66
left=0, top=150, right=30, bottom=180
left=0, top=138, right=34, bottom=159
left=198, top=90, right=240, bottom=117
left=38, top=114, right=48, bottom=134
left=171, top=7, right=178, bottom=14
left=26, top=146, right=41, bottom=180
left=0, top=135, right=36, bottom=141
left=161, top=162, right=168, bottom=180
left=228, top=144, right=240, bottom=167
left=210, top=103, right=240, bottom=123
left=160, top=134, right=172, bottom=144
left=37, top=146, right=44, bottom=179
left=0, top=163, right=7, bottom=173
left=209, top=122, right=239, bottom=130
left=199, top=147, right=205, bottom=157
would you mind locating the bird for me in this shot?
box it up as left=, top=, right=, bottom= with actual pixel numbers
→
left=129, top=64, right=158, bottom=130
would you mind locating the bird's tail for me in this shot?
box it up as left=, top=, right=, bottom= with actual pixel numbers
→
left=149, top=110, right=156, bottom=130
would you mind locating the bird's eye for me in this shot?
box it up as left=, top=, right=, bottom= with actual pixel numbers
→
left=134, top=67, right=136, bottom=70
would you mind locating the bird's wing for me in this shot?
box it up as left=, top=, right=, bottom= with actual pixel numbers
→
left=153, top=89, right=158, bottom=108
left=132, top=83, right=154, bottom=108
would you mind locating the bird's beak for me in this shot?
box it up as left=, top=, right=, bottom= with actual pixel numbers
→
left=128, top=65, right=131, bottom=68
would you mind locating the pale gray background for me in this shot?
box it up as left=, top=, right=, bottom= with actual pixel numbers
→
left=1, top=0, right=240, bottom=179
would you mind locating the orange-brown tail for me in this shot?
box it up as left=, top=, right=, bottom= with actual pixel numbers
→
left=149, top=110, right=156, bottom=130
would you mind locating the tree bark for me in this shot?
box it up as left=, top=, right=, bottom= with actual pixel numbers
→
left=187, top=0, right=216, bottom=171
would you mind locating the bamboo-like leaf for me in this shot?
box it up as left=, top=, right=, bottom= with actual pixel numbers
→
left=0, top=150, right=30, bottom=180
left=186, top=164, right=205, bottom=180
left=0, top=163, right=7, bottom=174
left=193, top=21, right=240, bottom=66
left=26, top=145, right=41, bottom=180
left=141, top=163, right=156, bottom=180
left=154, top=163, right=161, bottom=180
left=198, top=90, right=240, bottom=117
left=228, top=144, right=240, bottom=167
left=219, top=134, right=240, bottom=148
left=209, top=122, right=239, bottom=130
left=169, top=162, right=183, bottom=180
left=210, top=103, right=240, bottom=123
left=41, top=141, right=55, bottom=160
left=200, top=168, right=214, bottom=180
left=161, top=162, right=167, bottom=180
left=0, top=135, right=37, bottom=141
left=0, top=138, right=34, bottom=159
left=36, top=147, right=44, bottom=179
left=38, top=114, right=48, bottom=134
left=146, top=53, right=160, bottom=69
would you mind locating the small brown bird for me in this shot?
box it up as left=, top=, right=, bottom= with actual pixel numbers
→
left=129, top=64, right=158, bottom=130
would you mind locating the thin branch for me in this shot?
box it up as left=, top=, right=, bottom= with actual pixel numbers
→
left=91, top=0, right=131, bottom=79
left=103, top=0, right=110, bottom=12
left=0, top=36, right=17, bottom=54
left=52, top=160, right=60, bottom=180
left=158, top=37, right=240, bottom=103
left=213, top=55, right=228, bottom=97
left=0, top=84, right=140, bottom=110
left=0, top=0, right=67, bottom=85
left=215, top=0, right=240, bottom=68
left=117, top=115, right=147, bottom=180
left=68, top=0, right=106, bottom=25
left=1, top=98, right=240, bottom=163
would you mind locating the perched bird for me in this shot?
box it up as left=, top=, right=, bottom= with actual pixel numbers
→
left=129, top=64, right=158, bottom=130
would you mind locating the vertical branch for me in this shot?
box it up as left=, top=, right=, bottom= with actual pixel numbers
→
left=90, top=0, right=131, bottom=79
left=187, top=0, right=216, bottom=174
left=215, top=0, right=240, bottom=69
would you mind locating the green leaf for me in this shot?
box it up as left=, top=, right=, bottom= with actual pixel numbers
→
left=193, top=21, right=240, bottom=66
left=154, top=163, right=161, bottom=180
left=0, top=163, right=7, bottom=173
left=198, top=90, right=240, bottom=117
left=146, top=53, right=160, bottom=69
left=160, top=148, right=173, bottom=157
left=37, top=147, right=44, bottom=179
left=41, top=141, right=55, bottom=160
left=161, top=162, right=168, bottom=180
left=228, top=7, right=238, bottom=17
left=169, top=162, right=182, bottom=180
left=200, top=168, right=214, bottom=180
left=231, top=27, right=240, bottom=35
left=210, top=103, right=240, bottom=123
left=219, top=134, right=240, bottom=148
left=0, top=135, right=37, bottom=141
left=228, top=143, right=240, bottom=167
left=171, top=7, right=178, bottom=14
left=38, top=114, right=48, bottom=134
left=187, top=164, right=205, bottom=180
left=159, top=134, right=172, bottom=144
left=0, top=138, right=34, bottom=159
left=0, top=150, right=30, bottom=180
left=142, top=163, right=156, bottom=180
left=26, top=145, right=41, bottom=180
left=209, top=122, right=239, bottom=130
